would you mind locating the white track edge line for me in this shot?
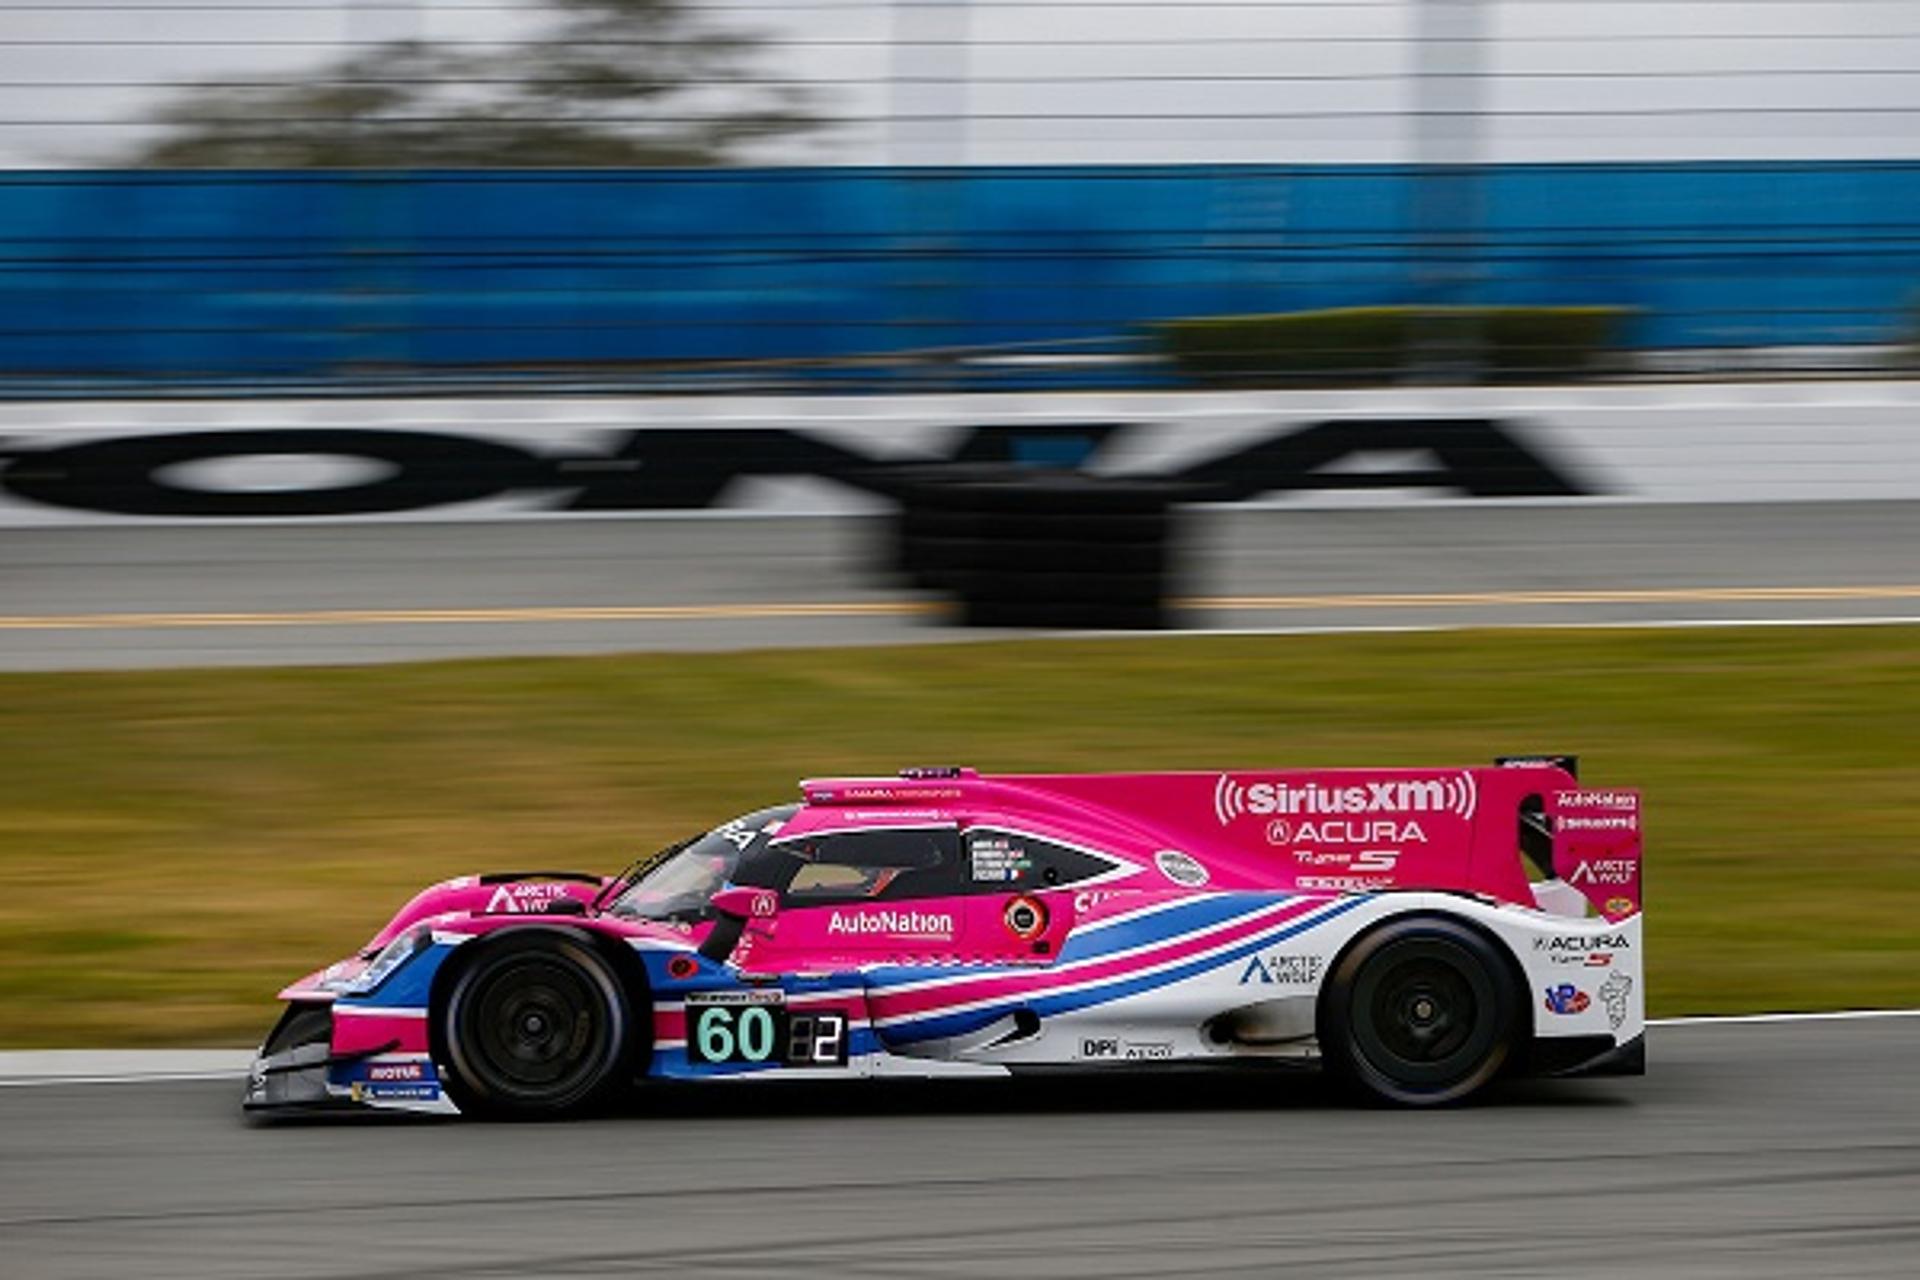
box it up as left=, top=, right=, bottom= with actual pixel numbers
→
left=1647, top=1008, right=1920, bottom=1027
left=1086, top=615, right=1920, bottom=640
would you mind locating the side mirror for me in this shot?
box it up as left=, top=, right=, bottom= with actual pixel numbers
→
left=709, top=886, right=779, bottom=923
left=697, top=887, right=778, bottom=962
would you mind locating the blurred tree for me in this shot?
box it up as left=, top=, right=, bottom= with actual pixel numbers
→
left=128, top=0, right=822, bottom=167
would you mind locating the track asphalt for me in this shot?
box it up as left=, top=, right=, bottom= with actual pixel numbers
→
left=2, top=501, right=1917, bottom=668
left=1, top=1017, right=1915, bottom=1279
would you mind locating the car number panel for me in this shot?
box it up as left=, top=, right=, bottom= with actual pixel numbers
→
left=685, top=997, right=851, bottom=1068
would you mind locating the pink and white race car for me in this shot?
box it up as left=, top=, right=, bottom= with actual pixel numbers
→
left=246, top=757, right=1643, bottom=1116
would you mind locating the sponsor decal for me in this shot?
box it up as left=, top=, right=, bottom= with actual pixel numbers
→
left=1293, top=849, right=1400, bottom=872
left=1273, top=819, right=1427, bottom=846
left=1569, top=859, right=1636, bottom=887
left=1599, top=971, right=1634, bottom=1030
left=1543, top=983, right=1592, bottom=1016
left=350, top=1081, right=441, bottom=1103
left=826, top=908, right=955, bottom=940
left=666, top=954, right=699, bottom=980
left=838, top=787, right=963, bottom=803
left=1081, top=1037, right=1174, bottom=1061
left=1153, top=849, right=1210, bottom=887
left=1560, top=813, right=1639, bottom=832
left=1606, top=896, right=1636, bottom=916
left=686, top=988, right=785, bottom=1007
left=1556, top=790, right=1637, bottom=810
left=365, top=1061, right=425, bottom=1082
left=1297, top=875, right=1388, bottom=893
left=712, top=818, right=758, bottom=851
left=1214, top=774, right=1476, bottom=825
left=1072, top=888, right=1128, bottom=913
left=1533, top=933, right=1630, bottom=967
left=483, top=882, right=571, bottom=913
left=1237, top=953, right=1326, bottom=986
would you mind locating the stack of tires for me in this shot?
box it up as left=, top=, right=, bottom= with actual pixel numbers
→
left=881, top=465, right=1194, bottom=630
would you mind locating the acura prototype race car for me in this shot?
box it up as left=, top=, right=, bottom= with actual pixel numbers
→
left=246, top=756, right=1643, bottom=1116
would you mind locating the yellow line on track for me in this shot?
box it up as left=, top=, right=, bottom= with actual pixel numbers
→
left=0, top=602, right=941, bottom=630
left=2, top=585, right=1918, bottom=631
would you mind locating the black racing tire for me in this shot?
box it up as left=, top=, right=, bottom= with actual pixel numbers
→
left=439, top=931, right=635, bottom=1119
left=1319, top=915, right=1520, bottom=1107
left=949, top=569, right=1167, bottom=606
left=909, top=537, right=1169, bottom=577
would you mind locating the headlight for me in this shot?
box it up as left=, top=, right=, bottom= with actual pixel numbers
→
left=343, top=926, right=430, bottom=996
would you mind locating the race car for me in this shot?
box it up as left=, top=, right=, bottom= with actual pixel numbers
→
left=245, top=756, right=1643, bottom=1116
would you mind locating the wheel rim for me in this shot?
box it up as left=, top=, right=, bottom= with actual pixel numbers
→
left=1348, top=938, right=1501, bottom=1092
left=457, top=951, right=612, bottom=1105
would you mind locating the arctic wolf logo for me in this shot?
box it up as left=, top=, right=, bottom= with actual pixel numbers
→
left=484, top=883, right=569, bottom=913
left=1214, top=774, right=1477, bottom=826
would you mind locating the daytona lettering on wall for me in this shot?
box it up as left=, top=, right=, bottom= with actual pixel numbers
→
left=0, top=409, right=1590, bottom=524
left=15, top=386, right=1920, bottom=527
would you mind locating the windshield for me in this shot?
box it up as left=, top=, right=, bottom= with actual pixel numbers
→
left=612, top=805, right=796, bottom=921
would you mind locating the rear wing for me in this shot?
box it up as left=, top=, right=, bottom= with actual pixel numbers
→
left=1546, top=787, right=1643, bottom=922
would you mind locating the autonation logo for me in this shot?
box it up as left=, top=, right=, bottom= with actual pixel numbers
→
left=1214, top=773, right=1477, bottom=825
left=827, top=909, right=955, bottom=939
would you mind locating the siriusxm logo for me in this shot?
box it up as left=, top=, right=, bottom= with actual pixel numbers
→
left=1214, top=773, right=1477, bottom=826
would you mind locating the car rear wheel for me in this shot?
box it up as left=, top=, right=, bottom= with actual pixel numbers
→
left=441, top=932, right=633, bottom=1119
left=1320, top=915, right=1519, bottom=1106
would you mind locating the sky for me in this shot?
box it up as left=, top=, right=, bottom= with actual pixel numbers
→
left=0, top=0, right=1917, bottom=167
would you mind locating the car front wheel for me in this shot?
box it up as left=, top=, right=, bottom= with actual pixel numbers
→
left=441, top=932, right=633, bottom=1118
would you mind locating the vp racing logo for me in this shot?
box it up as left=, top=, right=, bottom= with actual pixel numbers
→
left=1213, top=773, right=1477, bottom=826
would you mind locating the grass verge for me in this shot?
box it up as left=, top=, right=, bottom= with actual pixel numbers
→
left=2, top=625, right=1915, bottom=1046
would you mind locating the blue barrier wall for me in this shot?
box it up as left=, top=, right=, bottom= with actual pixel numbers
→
left=1, top=164, right=1916, bottom=380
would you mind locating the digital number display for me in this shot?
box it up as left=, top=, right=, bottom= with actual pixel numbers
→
left=688, top=1005, right=850, bottom=1067
left=786, top=1011, right=848, bottom=1066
